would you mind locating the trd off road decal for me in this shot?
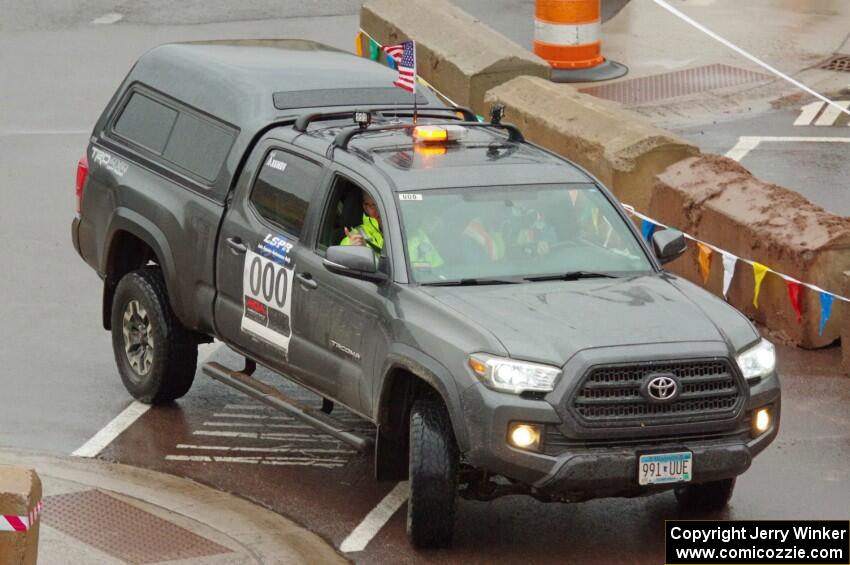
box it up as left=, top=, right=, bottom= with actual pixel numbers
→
left=241, top=250, right=294, bottom=354
left=91, top=147, right=129, bottom=177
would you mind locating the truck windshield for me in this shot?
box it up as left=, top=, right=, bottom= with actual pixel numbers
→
left=397, top=184, right=653, bottom=284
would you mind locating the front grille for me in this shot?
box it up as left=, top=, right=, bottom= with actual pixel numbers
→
left=571, top=359, right=743, bottom=427
left=542, top=425, right=750, bottom=456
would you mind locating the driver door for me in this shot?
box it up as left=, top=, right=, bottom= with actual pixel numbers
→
left=213, top=141, right=336, bottom=394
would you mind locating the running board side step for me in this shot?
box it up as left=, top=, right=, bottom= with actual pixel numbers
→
left=202, top=362, right=374, bottom=452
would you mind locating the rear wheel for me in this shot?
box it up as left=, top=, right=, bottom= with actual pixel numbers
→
left=407, top=396, right=458, bottom=549
left=111, top=268, right=197, bottom=404
left=674, top=478, right=736, bottom=512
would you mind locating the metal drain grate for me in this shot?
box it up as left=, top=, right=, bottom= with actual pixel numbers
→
left=579, top=64, right=772, bottom=105
left=818, top=55, right=850, bottom=73
left=42, top=489, right=232, bottom=564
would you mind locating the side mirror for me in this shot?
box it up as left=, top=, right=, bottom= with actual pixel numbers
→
left=651, top=229, right=687, bottom=265
left=323, top=245, right=386, bottom=282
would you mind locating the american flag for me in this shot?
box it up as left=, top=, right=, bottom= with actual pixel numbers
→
left=382, top=40, right=416, bottom=93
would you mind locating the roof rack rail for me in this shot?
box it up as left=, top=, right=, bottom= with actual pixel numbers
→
left=293, top=106, right=478, bottom=132
left=332, top=121, right=525, bottom=151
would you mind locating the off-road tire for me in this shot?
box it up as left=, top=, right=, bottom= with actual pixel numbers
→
left=674, top=478, right=736, bottom=512
left=407, top=396, right=459, bottom=549
left=111, top=268, right=197, bottom=404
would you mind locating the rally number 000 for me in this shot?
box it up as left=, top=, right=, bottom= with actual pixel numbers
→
left=249, top=257, right=288, bottom=309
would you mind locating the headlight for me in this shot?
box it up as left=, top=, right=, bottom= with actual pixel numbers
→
left=468, top=354, right=561, bottom=394
left=736, top=339, right=776, bottom=382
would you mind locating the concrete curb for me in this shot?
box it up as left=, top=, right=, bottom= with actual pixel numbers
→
left=0, top=450, right=346, bottom=565
left=651, top=155, right=850, bottom=348
left=483, top=75, right=699, bottom=210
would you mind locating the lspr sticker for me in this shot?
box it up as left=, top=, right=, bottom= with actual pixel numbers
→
left=257, top=233, right=293, bottom=266
left=241, top=250, right=294, bottom=354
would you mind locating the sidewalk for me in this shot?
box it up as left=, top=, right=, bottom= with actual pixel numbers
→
left=0, top=450, right=345, bottom=565
left=458, top=0, right=850, bottom=128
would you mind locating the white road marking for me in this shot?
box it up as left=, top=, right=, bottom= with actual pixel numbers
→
left=202, top=421, right=313, bottom=429
left=198, top=341, right=220, bottom=361
left=165, top=455, right=344, bottom=468
left=794, top=101, right=824, bottom=126
left=223, top=404, right=267, bottom=411
left=176, top=444, right=355, bottom=454
left=73, top=341, right=223, bottom=457
left=213, top=412, right=290, bottom=420
left=814, top=101, right=850, bottom=126
left=192, top=430, right=344, bottom=443
left=724, top=136, right=761, bottom=162
left=340, top=481, right=410, bottom=553
left=726, top=135, right=850, bottom=162
left=72, top=401, right=150, bottom=457
left=194, top=430, right=312, bottom=438
left=91, top=13, right=123, bottom=24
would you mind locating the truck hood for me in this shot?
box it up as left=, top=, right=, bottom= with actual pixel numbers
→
left=422, top=275, right=726, bottom=365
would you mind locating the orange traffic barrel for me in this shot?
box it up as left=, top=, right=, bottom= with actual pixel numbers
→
left=534, top=0, right=627, bottom=83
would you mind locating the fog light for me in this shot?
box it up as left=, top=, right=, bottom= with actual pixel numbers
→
left=508, top=423, right=541, bottom=451
left=754, top=408, right=771, bottom=433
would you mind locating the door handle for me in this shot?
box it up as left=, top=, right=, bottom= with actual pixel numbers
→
left=226, top=237, right=247, bottom=254
left=296, top=272, right=318, bottom=290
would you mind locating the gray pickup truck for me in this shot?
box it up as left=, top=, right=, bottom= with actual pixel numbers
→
left=72, top=40, right=780, bottom=548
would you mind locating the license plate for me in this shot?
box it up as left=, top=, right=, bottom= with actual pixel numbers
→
left=638, top=452, right=692, bottom=485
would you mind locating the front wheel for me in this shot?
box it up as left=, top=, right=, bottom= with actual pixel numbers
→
left=674, top=478, right=736, bottom=512
left=111, top=268, right=197, bottom=404
left=407, top=396, right=459, bottom=549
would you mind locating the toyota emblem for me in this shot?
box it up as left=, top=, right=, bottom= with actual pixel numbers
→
left=642, top=374, right=679, bottom=403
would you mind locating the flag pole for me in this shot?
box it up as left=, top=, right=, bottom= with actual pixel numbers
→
left=412, top=41, right=418, bottom=125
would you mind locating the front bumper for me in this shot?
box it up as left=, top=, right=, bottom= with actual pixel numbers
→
left=458, top=357, right=781, bottom=500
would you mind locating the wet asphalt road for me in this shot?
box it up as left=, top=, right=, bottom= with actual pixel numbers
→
left=98, top=344, right=850, bottom=564
left=675, top=104, right=850, bottom=216
left=1, top=0, right=850, bottom=562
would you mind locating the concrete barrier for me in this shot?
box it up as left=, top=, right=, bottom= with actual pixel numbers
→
left=360, top=0, right=550, bottom=115
left=484, top=76, right=699, bottom=210
left=0, top=466, right=41, bottom=565
left=650, top=155, right=850, bottom=348
left=838, top=271, right=850, bottom=375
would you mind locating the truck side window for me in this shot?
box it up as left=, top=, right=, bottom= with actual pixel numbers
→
left=114, top=93, right=177, bottom=154
left=317, top=176, right=368, bottom=253
left=112, top=90, right=236, bottom=183
left=250, top=150, right=323, bottom=238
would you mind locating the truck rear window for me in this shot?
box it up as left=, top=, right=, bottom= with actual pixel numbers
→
left=112, top=91, right=236, bottom=183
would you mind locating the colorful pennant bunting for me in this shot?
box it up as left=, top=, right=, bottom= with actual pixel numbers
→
left=620, top=203, right=849, bottom=334
left=786, top=281, right=802, bottom=323
left=368, top=38, right=381, bottom=61
left=752, top=262, right=769, bottom=308
left=355, top=32, right=364, bottom=57
left=697, top=243, right=712, bottom=285
left=721, top=252, right=737, bottom=299
left=641, top=219, right=655, bottom=242
left=819, top=292, right=834, bottom=336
